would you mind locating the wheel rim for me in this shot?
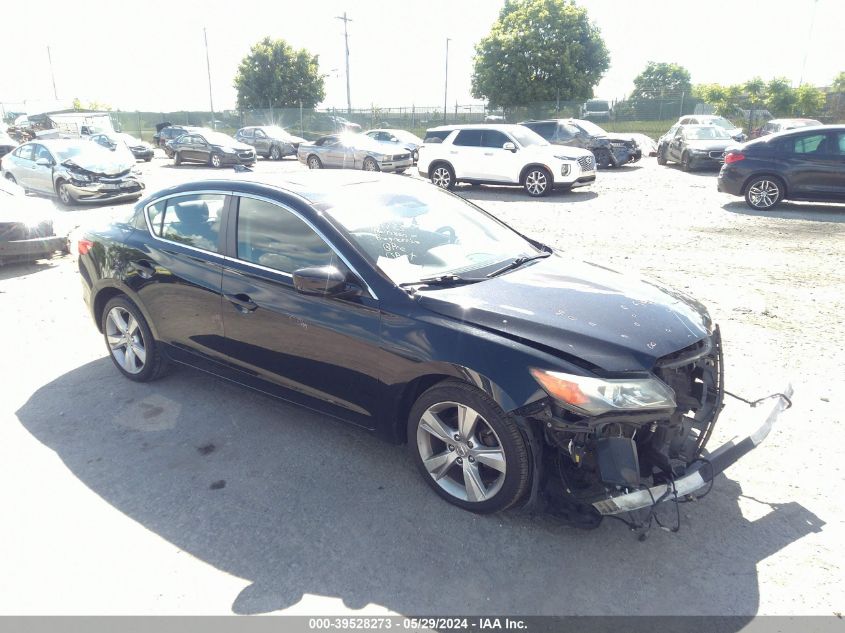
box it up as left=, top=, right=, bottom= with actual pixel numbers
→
left=748, top=180, right=779, bottom=209
left=364, top=159, right=377, bottom=171
left=416, top=401, right=507, bottom=503
left=525, top=170, right=547, bottom=195
left=308, top=157, right=320, bottom=169
left=211, top=155, right=221, bottom=167
left=432, top=167, right=451, bottom=188
left=58, top=184, right=70, bottom=204
left=271, top=146, right=280, bottom=160
left=105, top=307, right=146, bottom=375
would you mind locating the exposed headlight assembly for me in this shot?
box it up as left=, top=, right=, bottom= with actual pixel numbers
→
left=530, top=369, right=676, bottom=416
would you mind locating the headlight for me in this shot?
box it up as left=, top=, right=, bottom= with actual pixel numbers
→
left=70, top=173, right=91, bottom=183
left=220, top=146, right=236, bottom=154
left=530, top=369, right=676, bottom=416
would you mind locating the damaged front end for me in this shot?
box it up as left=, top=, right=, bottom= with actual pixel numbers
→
left=518, top=327, right=791, bottom=528
left=60, top=160, right=144, bottom=202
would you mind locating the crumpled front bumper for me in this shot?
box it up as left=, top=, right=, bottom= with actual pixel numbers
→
left=65, top=178, right=145, bottom=202
left=592, top=384, right=793, bottom=516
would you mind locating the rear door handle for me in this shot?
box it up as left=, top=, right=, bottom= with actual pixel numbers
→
left=129, top=259, right=158, bottom=279
left=224, top=293, right=258, bottom=313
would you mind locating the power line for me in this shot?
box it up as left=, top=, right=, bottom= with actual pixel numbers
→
left=443, top=38, right=451, bottom=122
left=47, top=46, right=58, bottom=100
left=336, top=12, right=352, bottom=114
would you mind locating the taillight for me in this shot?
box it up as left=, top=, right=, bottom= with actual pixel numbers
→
left=77, top=239, right=94, bottom=255
left=724, top=152, right=745, bottom=164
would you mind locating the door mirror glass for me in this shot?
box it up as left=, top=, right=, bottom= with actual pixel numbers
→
left=293, top=265, right=361, bottom=298
left=35, top=157, right=52, bottom=167
left=502, top=142, right=517, bottom=152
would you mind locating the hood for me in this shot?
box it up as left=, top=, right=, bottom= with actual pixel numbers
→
left=414, top=254, right=712, bottom=373
left=527, top=144, right=594, bottom=159
left=60, top=147, right=135, bottom=175
left=684, top=139, right=734, bottom=151
left=212, top=141, right=252, bottom=151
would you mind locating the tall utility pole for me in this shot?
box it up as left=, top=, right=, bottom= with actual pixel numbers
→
left=336, top=12, right=352, bottom=113
left=46, top=46, right=58, bottom=100
left=798, top=0, right=819, bottom=86
left=203, top=28, right=216, bottom=129
left=443, top=38, right=451, bottom=122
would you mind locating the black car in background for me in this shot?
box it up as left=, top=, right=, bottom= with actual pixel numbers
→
left=234, top=126, right=306, bottom=160
left=91, top=132, right=155, bottom=161
left=658, top=125, right=735, bottom=171
left=167, top=130, right=255, bottom=168
left=76, top=171, right=789, bottom=524
left=156, top=125, right=206, bottom=155
left=718, top=125, right=845, bottom=210
left=520, top=119, right=640, bottom=168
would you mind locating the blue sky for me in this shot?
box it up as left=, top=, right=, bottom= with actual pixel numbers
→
left=1, top=0, right=842, bottom=113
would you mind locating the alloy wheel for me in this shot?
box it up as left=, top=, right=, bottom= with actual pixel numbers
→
left=308, top=156, right=321, bottom=169
left=524, top=169, right=548, bottom=196
left=748, top=180, right=780, bottom=210
left=416, top=401, right=507, bottom=503
left=58, top=183, right=71, bottom=205
left=105, top=306, right=147, bottom=375
left=270, top=146, right=281, bottom=160
left=431, top=166, right=452, bottom=189
left=211, top=154, right=222, bottom=168
left=363, top=158, right=379, bottom=171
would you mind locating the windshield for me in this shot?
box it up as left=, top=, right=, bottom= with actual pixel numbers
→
left=684, top=126, right=732, bottom=140
left=575, top=120, right=608, bottom=136
left=263, top=126, right=294, bottom=139
left=203, top=132, right=238, bottom=146
left=704, top=117, right=735, bottom=130
left=510, top=127, right=548, bottom=148
left=53, top=142, right=135, bottom=170
left=390, top=130, right=423, bottom=144
left=317, top=180, right=538, bottom=285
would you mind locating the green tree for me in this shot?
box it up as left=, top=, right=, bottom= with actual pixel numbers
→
left=692, top=83, right=744, bottom=117
left=743, top=77, right=767, bottom=105
left=471, top=0, right=610, bottom=110
left=72, top=98, right=111, bottom=111
left=794, top=84, right=825, bottom=116
left=234, top=37, right=325, bottom=110
left=831, top=72, right=845, bottom=92
left=765, top=77, right=797, bottom=116
left=631, top=62, right=692, bottom=100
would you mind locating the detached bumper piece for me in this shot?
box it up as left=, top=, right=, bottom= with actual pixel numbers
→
left=592, top=384, right=793, bottom=516
left=0, top=235, right=68, bottom=265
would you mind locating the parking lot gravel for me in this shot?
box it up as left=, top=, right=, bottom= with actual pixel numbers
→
left=1, top=151, right=842, bottom=616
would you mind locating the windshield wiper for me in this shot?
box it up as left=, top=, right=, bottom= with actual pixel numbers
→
left=398, top=274, right=486, bottom=289
left=486, top=252, right=551, bottom=278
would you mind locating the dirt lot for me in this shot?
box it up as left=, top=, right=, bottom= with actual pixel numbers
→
left=1, top=152, right=842, bottom=616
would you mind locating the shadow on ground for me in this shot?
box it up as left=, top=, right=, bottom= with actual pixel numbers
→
left=458, top=186, right=599, bottom=204
left=722, top=200, right=845, bottom=223
left=16, top=359, right=824, bottom=617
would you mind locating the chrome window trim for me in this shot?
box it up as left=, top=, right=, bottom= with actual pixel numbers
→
left=143, top=189, right=231, bottom=260
left=233, top=192, right=379, bottom=300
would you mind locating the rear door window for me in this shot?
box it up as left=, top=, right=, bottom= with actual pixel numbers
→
left=14, top=145, right=35, bottom=161
left=453, top=130, right=483, bottom=146
left=147, top=193, right=226, bottom=252
left=481, top=130, right=511, bottom=148
left=792, top=133, right=827, bottom=154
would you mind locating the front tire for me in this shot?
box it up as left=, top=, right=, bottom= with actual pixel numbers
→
left=656, top=146, right=667, bottom=165
left=430, top=163, right=454, bottom=190
left=5, top=173, right=17, bottom=184
left=745, top=176, right=784, bottom=210
left=102, top=296, right=168, bottom=382
left=173, top=151, right=182, bottom=166
left=210, top=153, right=223, bottom=168
left=363, top=157, right=380, bottom=172
left=523, top=166, right=552, bottom=197
left=408, top=380, right=531, bottom=514
left=307, top=155, right=322, bottom=169
left=681, top=151, right=692, bottom=172
left=270, top=145, right=282, bottom=160
left=56, top=180, right=76, bottom=206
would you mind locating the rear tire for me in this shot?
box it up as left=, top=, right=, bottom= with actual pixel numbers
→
left=744, top=176, right=784, bottom=210
left=102, top=295, right=168, bottom=382
left=210, top=153, right=223, bottom=168
left=408, top=380, right=531, bottom=514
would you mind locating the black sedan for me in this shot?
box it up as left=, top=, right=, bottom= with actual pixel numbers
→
left=658, top=125, right=736, bottom=171
left=167, top=131, right=255, bottom=168
left=521, top=118, right=641, bottom=169
left=718, top=125, right=845, bottom=210
left=77, top=172, right=790, bottom=523
left=90, top=132, right=155, bottom=162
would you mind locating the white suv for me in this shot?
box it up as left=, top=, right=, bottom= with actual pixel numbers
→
left=417, top=124, right=596, bottom=197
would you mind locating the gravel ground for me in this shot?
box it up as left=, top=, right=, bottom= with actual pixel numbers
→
left=1, top=151, right=842, bottom=617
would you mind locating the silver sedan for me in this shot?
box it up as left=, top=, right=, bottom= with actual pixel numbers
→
left=297, top=133, right=413, bottom=173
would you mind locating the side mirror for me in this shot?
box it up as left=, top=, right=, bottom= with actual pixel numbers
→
left=293, top=265, right=363, bottom=298
left=35, top=157, right=52, bottom=167
left=502, top=142, right=517, bottom=152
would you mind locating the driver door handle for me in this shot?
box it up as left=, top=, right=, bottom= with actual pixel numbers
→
left=225, top=293, right=258, bottom=313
